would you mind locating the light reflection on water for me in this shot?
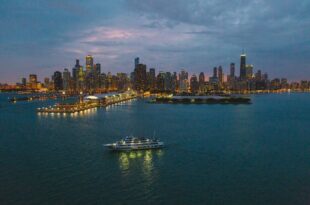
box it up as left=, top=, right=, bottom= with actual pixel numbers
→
left=118, top=150, right=164, bottom=177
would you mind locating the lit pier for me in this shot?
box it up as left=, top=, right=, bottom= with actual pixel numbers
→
left=37, top=91, right=137, bottom=114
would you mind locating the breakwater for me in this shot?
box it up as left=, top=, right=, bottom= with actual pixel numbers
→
left=150, top=96, right=251, bottom=104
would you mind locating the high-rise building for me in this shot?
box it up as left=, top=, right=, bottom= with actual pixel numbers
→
left=134, top=63, right=147, bottom=91
left=190, top=74, right=199, bottom=93
left=198, top=72, right=205, bottom=92
left=230, top=63, right=235, bottom=78
left=77, top=66, right=85, bottom=91
left=99, top=73, right=107, bottom=90
left=245, top=64, right=253, bottom=79
left=21, top=78, right=26, bottom=86
left=213, top=67, right=218, bottom=78
left=44, top=77, right=50, bottom=88
left=281, top=78, right=289, bottom=89
left=72, top=59, right=80, bottom=91
left=164, top=72, right=172, bottom=92
left=135, top=57, right=139, bottom=69
left=255, top=70, right=262, bottom=81
left=262, top=73, right=268, bottom=81
left=63, top=68, right=71, bottom=91
left=149, top=68, right=156, bottom=91
left=179, top=69, right=188, bottom=93
left=95, top=63, right=101, bottom=75
left=240, top=53, right=246, bottom=80
left=53, top=71, right=63, bottom=91
left=116, top=73, right=128, bottom=91
left=218, top=66, right=224, bottom=83
left=93, top=63, right=101, bottom=90
left=29, top=74, right=37, bottom=89
left=172, top=72, right=178, bottom=92
left=156, top=72, right=165, bottom=92
left=86, top=55, right=93, bottom=73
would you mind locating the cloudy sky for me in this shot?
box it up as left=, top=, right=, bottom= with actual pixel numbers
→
left=0, top=0, right=309, bottom=83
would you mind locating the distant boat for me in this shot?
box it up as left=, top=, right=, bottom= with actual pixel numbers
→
left=104, top=136, right=164, bottom=151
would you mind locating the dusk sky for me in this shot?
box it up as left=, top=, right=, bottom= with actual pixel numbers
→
left=0, top=0, right=310, bottom=83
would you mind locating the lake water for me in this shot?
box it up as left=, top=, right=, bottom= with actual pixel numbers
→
left=0, top=93, right=310, bottom=205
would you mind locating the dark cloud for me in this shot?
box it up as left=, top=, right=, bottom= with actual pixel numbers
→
left=0, top=0, right=310, bottom=82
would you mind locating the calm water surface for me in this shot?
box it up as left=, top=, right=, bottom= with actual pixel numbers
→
left=0, top=93, right=310, bottom=205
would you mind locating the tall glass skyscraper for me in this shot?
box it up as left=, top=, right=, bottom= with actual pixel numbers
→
left=86, top=55, right=93, bottom=73
left=240, top=53, right=246, bottom=80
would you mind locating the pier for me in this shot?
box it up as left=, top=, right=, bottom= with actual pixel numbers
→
left=37, top=91, right=137, bottom=114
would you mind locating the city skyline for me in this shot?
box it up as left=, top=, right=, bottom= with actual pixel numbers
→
left=3, top=53, right=309, bottom=94
left=0, top=52, right=297, bottom=85
left=0, top=0, right=310, bottom=83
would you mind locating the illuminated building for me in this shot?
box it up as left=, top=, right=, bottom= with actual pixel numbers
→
left=156, top=72, right=165, bottom=92
left=116, top=73, right=129, bottom=91
left=62, top=68, right=71, bottom=91
left=255, top=70, right=262, bottom=81
left=21, top=78, right=26, bottom=86
left=44, top=77, right=50, bottom=88
left=134, top=63, right=147, bottom=91
left=190, top=74, right=199, bottom=93
left=171, top=72, right=178, bottom=92
left=179, top=69, right=188, bottom=93
left=198, top=72, right=205, bottom=93
left=149, top=68, right=156, bottom=91
left=281, top=78, right=289, bottom=89
left=72, top=59, right=80, bottom=91
left=86, top=55, right=93, bottom=73
left=245, top=64, right=253, bottom=79
left=218, top=66, right=224, bottom=84
left=240, top=53, right=246, bottom=80
left=53, top=71, right=63, bottom=91
left=77, top=66, right=85, bottom=91
left=164, top=72, right=172, bottom=92
left=213, top=67, right=218, bottom=78
left=29, top=74, right=37, bottom=89
left=230, top=63, right=235, bottom=78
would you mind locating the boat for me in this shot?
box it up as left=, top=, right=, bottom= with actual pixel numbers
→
left=104, top=136, right=164, bottom=151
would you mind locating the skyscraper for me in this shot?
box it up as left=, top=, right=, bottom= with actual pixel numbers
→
left=134, top=63, right=147, bottom=91
left=245, top=64, right=253, bottom=79
left=213, top=67, right=218, bottom=78
left=62, top=68, right=71, bottom=91
left=44, top=77, right=50, bottom=88
left=218, top=66, right=224, bottom=84
left=95, top=63, right=101, bottom=75
left=255, top=70, right=262, bottom=81
left=199, top=72, right=205, bottom=93
left=72, top=59, right=80, bottom=91
left=230, top=63, right=235, bottom=78
left=156, top=72, right=165, bottom=92
left=179, top=69, right=188, bottom=93
left=53, top=71, right=63, bottom=91
left=29, top=74, right=37, bottom=89
left=240, top=53, right=246, bottom=80
left=149, top=68, right=156, bottom=91
left=135, top=57, right=139, bottom=69
left=190, top=74, right=199, bottom=93
left=86, top=55, right=93, bottom=73
left=164, top=72, right=172, bottom=92
left=21, top=78, right=26, bottom=86
left=172, top=72, right=178, bottom=92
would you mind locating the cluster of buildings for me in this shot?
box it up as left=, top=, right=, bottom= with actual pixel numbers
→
left=132, top=54, right=309, bottom=93
left=16, top=56, right=130, bottom=93
left=2, top=53, right=310, bottom=94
